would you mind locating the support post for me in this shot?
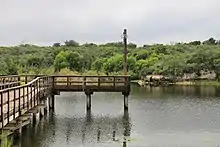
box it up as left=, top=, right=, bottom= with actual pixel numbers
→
left=44, top=99, right=48, bottom=115
left=1, top=93, right=4, bottom=128
left=18, top=120, right=22, bottom=137
left=49, top=95, right=55, bottom=111
left=122, top=92, right=129, bottom=110
left=33, top=113, right=37, bottom=125
left=40, top=108, right=44, bottom=119
left=124, top=95, right=128, bottom=110
left=97, top=127, right=101, bottom=142
left=85, top=90, right=93, bottom=111
left=86, top=94, right=91, bottom=110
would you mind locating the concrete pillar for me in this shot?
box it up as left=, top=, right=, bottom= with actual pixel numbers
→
left=86, top=94, right=91, bottom=110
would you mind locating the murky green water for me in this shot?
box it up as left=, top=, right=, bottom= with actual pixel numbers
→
left=13, top=85, right=220, bottom=147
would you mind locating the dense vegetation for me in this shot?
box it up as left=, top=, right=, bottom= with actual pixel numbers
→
left=0, top=37, right=220, bottom=81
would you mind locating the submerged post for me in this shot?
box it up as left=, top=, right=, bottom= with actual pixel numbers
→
left=87, top=95, right=91, bottom=110
left=49, top=95, right=55, bottom=111
left=122, top=91, right=129, bottom=110
left=124, top=95, right=128, bottom=110
left=44, top=99, right=48, bottom=115
left=33, top=113, right=37, bottom=125
left=85, top=90, right=93, bottom=111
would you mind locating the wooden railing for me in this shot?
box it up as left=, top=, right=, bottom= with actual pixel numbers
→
left=0, top=75, right=47, bottom=85
left=0, top=75, right=130, bottom=128
left=0, top=75, right=21, bottom=84
left=0, top=82, right=20, bottom=90
left=0, top=76, right=52, bottom=128
left=53, top=75, right=130, bottom=92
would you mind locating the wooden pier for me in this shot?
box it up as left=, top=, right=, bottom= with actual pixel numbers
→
left=0, top=75, right=130, bottom=137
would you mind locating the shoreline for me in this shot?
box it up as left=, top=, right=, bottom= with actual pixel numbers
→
left=132, top=80, right=220, bottom=87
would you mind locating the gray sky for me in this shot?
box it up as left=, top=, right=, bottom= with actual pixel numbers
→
left=0, top=0, right=220, bottom=46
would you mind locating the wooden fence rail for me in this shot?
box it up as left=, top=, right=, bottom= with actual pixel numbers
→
left=53, top=75, right=130, bottom=92
left=0, top=76, right=53, bottom=128
left=0, top=82, right=20, bottom=90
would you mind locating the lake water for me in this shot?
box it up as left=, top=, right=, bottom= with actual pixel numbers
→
left=13, top=84, right=220, bottom=147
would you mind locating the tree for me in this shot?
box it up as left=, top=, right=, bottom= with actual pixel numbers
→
left=213, top=59, right=220, bottom=81
left=92, top=58, right=107, bottom=74
left=54, top=51, right=84, bottom=72
left=27, top=56, right=42, bottom=67
left=66, top=51, right=83, bottom=71
left=135, top=50, right=149, bottom=60
left=189, top=41, right=201, bottom=45
left=53, top=43, right=61, bottom=47
left=128, top=43, right=137, bottom=48
left=0, top=61, right=8, bottom=75
left=143, top=45, right=151, bottom=48
left=54, top=51, right=69, bottom=72
left=64, top=40, right=79, bottom=47
left=6, top=58, right=18, bottom=75
left=101, top=42, right=123, bottom=47
left=203, top=37, right=216, bottom=45
left=83, top=43, right=97, bottom=47
left=103, top=54, right=136, bottom=74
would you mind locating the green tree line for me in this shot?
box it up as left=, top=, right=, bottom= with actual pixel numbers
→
left=0, top=37, right=220, bottom=81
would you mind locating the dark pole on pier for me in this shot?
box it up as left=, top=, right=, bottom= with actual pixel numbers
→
left=123, top=29, right=128, bottom=76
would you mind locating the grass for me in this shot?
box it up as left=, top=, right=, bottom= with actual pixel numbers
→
left=0, top=131, right=12, bottom=147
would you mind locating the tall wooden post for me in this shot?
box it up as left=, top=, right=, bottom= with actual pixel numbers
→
left=123, top=29, right=128, bottom=76
left=122, top=29, right=129, bottom=111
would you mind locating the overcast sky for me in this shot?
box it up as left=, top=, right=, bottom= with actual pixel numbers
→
left=0, top=0, right=220, bottom=46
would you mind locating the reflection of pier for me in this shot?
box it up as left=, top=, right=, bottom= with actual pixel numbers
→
left=16, top=110, right=131, bottom=147
left=67, top=110, right=131, bottom=145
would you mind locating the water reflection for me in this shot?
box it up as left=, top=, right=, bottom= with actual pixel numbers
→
left=132, top=85, right=220, bottom=98
left=13, top=85, right=220, bottom=147
left=14, top=109, right=131, bottom=147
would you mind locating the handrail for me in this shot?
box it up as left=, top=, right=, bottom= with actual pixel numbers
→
left=0, top=82, right=20, bottom=90
left=0, top=76, right=53, bottom=93
left=0, top=76, right=53, bottom=128
left=0, top=82, right=20, bottom=86
left=0, top=77, right=40, bottom=93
